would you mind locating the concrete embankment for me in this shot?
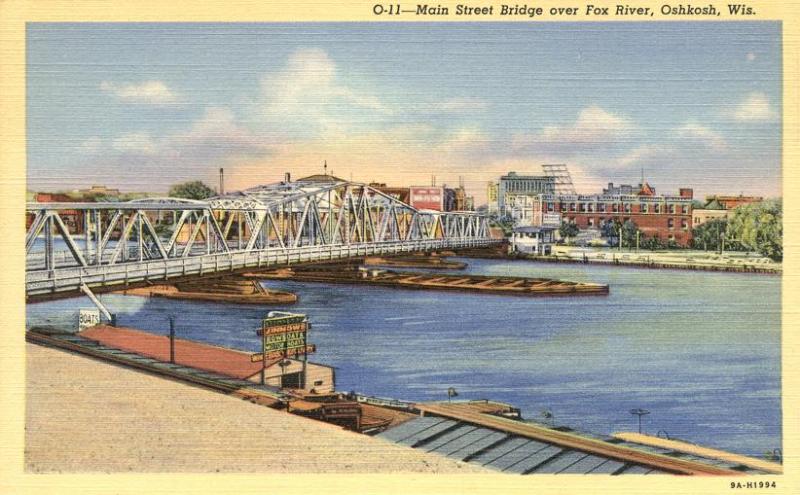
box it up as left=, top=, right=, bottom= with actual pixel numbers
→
left=453, top=245, right=780, bottom=274
left=117, top=277, right=298, bottom=304
left=25, top=343, right=484, bottom=473
left=519, top=252, right=781, bottom=274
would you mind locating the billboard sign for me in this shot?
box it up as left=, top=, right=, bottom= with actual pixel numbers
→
left=409, top=186, right=443, bottom=211
left=251, top=345, right=316, bottom=362
left=256, top=312, right=312, bottom=361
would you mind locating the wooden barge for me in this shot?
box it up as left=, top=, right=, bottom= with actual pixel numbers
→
left=117, top=278, right=297, bottom=305
left=244, top=266, right=608, bottom=297
left=363, top=254, right=468, bottom=270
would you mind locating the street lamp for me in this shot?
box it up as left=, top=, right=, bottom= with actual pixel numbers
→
left=447, top=387, right=458, bottom=402
left=629, top=408, right=651, bottom=434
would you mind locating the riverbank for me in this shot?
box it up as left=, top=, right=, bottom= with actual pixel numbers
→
left=25, top=343, right=484, bottom=473
left=454, top=245, right=781, bottom=274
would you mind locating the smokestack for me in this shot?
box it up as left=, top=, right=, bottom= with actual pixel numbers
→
left=285, top=172, right=291, bottom=183
left=219, top=168, right=224, bottom=195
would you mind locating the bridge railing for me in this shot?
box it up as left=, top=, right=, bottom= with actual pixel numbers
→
left=26, top=237, right=499, bottom=296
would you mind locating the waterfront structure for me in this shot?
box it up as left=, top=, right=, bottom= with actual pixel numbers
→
left=25, top=177, right=497, bottom=298
left=510, top=226, right=556, bottom=255
left=409, top=185, right=444, bottom=211
left=486, top=181, right=499, bottom=214
left=692, top=195, right=763, bottom=227
left=705, top=194, right=763, bottom=210
left=692, top=207, right=728, bottom=227
left=77, top=185, right=121, bottom=197
left=602, top=182, right=644, bottom=196
left=368, top=182, right=410, bottom=204
left=506, top=193, right=560, bottom=227
left=531, top=182, right=695, bottom=246
left=497, top=172, right=556, bottom=215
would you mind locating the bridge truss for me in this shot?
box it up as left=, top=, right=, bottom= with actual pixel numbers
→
left=25, top=179, right=498, bottom=297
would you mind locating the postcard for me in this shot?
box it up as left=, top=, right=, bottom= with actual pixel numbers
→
left=1, top=1, right=796, bottom=494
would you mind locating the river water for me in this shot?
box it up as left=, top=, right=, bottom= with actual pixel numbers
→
left=26, top=257, right=781, bottom=457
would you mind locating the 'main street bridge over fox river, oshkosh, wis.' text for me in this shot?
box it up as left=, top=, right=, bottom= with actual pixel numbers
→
left=25, top=177, right=498, bottom=301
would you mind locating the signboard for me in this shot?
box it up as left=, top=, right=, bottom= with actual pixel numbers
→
left=409, top=186, right=443, bottom=211
left=257, top=321, right=308, bottom=336
left=255, top=312, right=312, bottom=362
left=263, top=330, right=306, bottom=354
left=78, top=309, right=100, bottom=331
left=251, top=344, right=316, bottom=362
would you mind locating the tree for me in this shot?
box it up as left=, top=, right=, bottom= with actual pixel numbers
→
left=168, top=181, right=215, bottom=200
left=621, top=220, right=638, bottom=249
left=600, top=220, right=620, bottom=246
left=640, top=234, right=665, bottom=251
left=559, top=221, right=579, bottom=243
left=726, top=199, right=782, bottom=261
left=692, top=218, right=727, bottom=252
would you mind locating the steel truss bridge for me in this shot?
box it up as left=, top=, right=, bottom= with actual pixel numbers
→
left=26, top=178, right=499, bottom=299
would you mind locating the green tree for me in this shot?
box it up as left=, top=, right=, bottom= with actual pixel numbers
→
left=621, top=220, right=638, bottom=249
left=692, top=218, right=727, bottom=252
left=640, top=234, right=665, bottom=251
left=168, top=181, right=216, bottom=200
left=559, top=221, right=579, bottom=243
left=600, top=220, right=620, bottom=246
left=726, top=199, right=782, bottom=261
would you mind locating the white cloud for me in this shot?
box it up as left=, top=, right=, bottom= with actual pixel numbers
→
left=433, top=97, right=488, bottom=113
left=618, top=145, right=663, bottom=168
left=77, top=136, right=103, bottom=153
left=260, top=48, right=392, bottom=138
left=732, top=92, right=778, bottom=122
left=746, top=52, right=756, bottom=62
left=100, top=80, right=179, bottom=104
left=511, top=106, right=636, bottom=157
left=675, top=121, right=728, bottom=151
left=111, top=132, right=157, bottom=154
left=541, top=106, right=634, bottom=142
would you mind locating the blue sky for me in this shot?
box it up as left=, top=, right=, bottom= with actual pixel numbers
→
left=27, top=22, right=782, bottom=201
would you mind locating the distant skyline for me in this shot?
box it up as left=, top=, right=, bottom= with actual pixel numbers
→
left=27, top=22, right=782, bottom=203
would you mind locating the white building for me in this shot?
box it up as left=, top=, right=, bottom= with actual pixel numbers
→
left=510, top=226, right=556, bottom=255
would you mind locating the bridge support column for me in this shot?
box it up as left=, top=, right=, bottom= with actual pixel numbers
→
left=80, top=283, right=113, bottom=322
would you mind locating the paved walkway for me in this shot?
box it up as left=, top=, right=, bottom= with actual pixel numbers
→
left=25, top=344, right=484, bottom=473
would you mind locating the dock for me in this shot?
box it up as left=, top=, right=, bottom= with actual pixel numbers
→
left=245, top=265, right=609, bottom=297
left=24, top=328, right=777, bottom=476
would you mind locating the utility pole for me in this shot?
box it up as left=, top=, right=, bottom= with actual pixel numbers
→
left=630, top=408, right=651, bottom=434
left=168, top=315, right=176, bottom=364
left=636, top=230, right=640, bottom=253
left=619, top=226, right=623, bottom=251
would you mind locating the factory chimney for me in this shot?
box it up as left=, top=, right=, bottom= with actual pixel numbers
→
left=284, top=172, right=291, bottom=183
left=219, top=168, right=224, bottom=195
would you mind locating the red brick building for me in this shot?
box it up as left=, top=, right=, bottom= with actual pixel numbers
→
left=26, top=193, right=86, bottom=234
left=532, top=183, right=695, bottom=246
left=704, top=195, right=763, bottom=210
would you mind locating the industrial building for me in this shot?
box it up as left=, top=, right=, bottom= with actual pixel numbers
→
left=530, top=183, right=695, bottom=246
left=497, top=172, right=556, bottom=214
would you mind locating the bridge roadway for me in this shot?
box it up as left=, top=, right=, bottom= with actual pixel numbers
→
left=26, top=238, right=495, bottom=298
